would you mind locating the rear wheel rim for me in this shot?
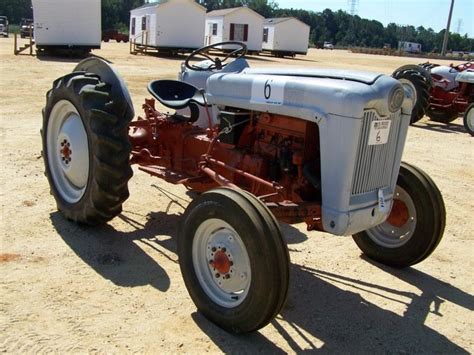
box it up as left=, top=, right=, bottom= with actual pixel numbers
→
left=367, top=186, right=417, bottom=248
left=399, top=78, right=417, bottom=104
left=47, top=100, right=89, bottom=203
left=192, top=218, right=251, bottom=308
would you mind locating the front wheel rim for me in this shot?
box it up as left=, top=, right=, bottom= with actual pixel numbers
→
left=367, top=186, right=417, bottom=248
left=467, top=107, right=474, bottom=131
left=192, top=218, right=251, bottom=308
left=47, top=100, right=89, bottom=204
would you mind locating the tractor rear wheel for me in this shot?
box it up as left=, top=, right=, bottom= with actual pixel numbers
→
left=392, top=65, right=431, bottom=124
left=352, top=162, right=445, bottom=268
left=464, top=104, right=474, bottom=136
left=427, top=109, right=459, bottom=123
left=42, top=72, right=133, bottom=225
left=178, top=188, right=289, bottom=333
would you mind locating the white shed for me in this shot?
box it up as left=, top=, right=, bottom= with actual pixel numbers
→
left=262, top=17, right=310, bottom=56
left=205, top=7, right=264, bottom=52
left=130, top=0, right=206, bottom=50
left=32, top=0, right=101, bottom=52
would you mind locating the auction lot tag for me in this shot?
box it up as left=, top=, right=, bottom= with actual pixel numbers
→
left=368, top=120, right=391, bottom=145
left=251, top=77, right=285, bottom=105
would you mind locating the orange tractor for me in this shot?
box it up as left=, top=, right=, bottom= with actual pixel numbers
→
left=42, top=43, right=446, bottom=333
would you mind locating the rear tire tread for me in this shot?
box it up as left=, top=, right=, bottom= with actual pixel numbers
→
left=42, top=72, right=133, bottom=225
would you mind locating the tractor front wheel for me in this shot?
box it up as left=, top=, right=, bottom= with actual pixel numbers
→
left=352, top=162, right=445, bottom=268
left=178, top=188, right=289, bottom=333
left=463, top=104, right=474, bottom=136
left=392, top=65, right=431, bottom=124
left=42, top=72, right=133, bottom=225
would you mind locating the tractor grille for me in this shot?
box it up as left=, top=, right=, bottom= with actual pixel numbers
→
left=351, top=110, right=402, bottom=196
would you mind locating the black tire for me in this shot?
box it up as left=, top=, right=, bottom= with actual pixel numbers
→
left=178, top=188, right=289, bottom=333
left=42, top=71, right=133, bottom=225
left=427, top=109, right=459, bottom=123
left=392, top=65, right=431, bottom=124
left=103, top=38, right=109, bottom=43
left=352, top=162, right=445, bottom=268
left=464, top=103, right=474, bottom=136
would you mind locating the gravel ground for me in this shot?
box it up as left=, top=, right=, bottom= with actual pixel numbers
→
left=1, top=38, right=473, bottom=353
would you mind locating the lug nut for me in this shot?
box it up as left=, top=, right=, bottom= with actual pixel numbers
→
left=224, top=274, right=230, bottom=279
left=215, top=273, right=220, bottom=278
left=211, top=247, right=216, bottom=252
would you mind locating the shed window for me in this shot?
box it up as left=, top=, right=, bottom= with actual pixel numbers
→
left=230, top=23, right=248, bottom=41
left=212, top=23, right=217, bottom=36
left=131, top=17, right=136, bottom=36
left=142, top=16, right=147, bottom=31
left=263, top=28, right=268, bottom=43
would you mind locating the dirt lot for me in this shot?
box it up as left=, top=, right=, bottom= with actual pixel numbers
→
left=1, top=38, right=473, bottom=353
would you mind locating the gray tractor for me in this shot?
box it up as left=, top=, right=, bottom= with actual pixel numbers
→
left=41, top=42, right=446, bottom=333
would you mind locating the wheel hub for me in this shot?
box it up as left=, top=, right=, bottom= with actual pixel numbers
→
left=210, top=249, right=232, bottom=275
left=193, top=218, right=251, bottom=308
left=59, top=139, right=72, bottom=164
left=386, top=199, right=409, bottom=228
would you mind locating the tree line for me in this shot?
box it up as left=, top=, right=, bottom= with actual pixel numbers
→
left=1, top=0, right=472, bottom=52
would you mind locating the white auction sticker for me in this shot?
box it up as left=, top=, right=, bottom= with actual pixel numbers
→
left=368, top=119, right=392, bottom=145
left=251, top=77, right=285, bottom=105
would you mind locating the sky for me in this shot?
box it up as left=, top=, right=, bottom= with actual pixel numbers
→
left=274, top=0, right=474, bottom=37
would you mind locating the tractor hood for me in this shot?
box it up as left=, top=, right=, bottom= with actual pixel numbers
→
left=243, top=68, right=384, bottom=85
left=206, top=68, right=409, bottom=122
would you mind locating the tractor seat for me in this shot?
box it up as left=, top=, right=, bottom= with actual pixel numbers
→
left=147, top=80, right=206, bottom=110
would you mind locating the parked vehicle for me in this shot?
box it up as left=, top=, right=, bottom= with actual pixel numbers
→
left=0, top=16, right=9, bottom=37
left=421, top=62, right=473, bottom=127
left=393, top=61, right=473, bottom=135
left=398, top=41, right=421, bottom=54
left=42, top=42, right=446, bottom=334
left=102, top=29, right=129, bottom=43
left=20, top=18, right=34, bottom=38
left=323, top=41, right=334, bottom=49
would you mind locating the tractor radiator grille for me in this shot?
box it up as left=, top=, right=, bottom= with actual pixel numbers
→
left=351, top=110, right=401, bottom=196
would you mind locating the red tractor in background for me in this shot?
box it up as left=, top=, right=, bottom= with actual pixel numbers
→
left=392, top=61, right=473, bottom=135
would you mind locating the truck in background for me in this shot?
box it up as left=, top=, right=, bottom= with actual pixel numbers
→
left=398, top=41, right=421, bottom=54
left=0, top=16, right=9, bottom=37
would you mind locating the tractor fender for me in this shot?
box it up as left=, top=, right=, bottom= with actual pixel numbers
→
left=73, top=57, right=134, bottom=118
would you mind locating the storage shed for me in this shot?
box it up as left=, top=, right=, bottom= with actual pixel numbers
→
left=262, top=17, right=310, bottom=57
left=205, top=7, right=264, bottom=52
left=130, top=0, right=206, bottom=51
left=32, top=0, right=101, bottom=54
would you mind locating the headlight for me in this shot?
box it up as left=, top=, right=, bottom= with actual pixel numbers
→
left=388, top=85, right=405, bottom=113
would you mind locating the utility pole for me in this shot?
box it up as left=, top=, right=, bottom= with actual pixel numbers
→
left=347, top=0, right=359, bottom=16
left=441, top=0, right=455, bottom=56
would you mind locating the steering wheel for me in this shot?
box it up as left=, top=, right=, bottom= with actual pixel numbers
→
left=185, top=41, right=247, bottom=72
